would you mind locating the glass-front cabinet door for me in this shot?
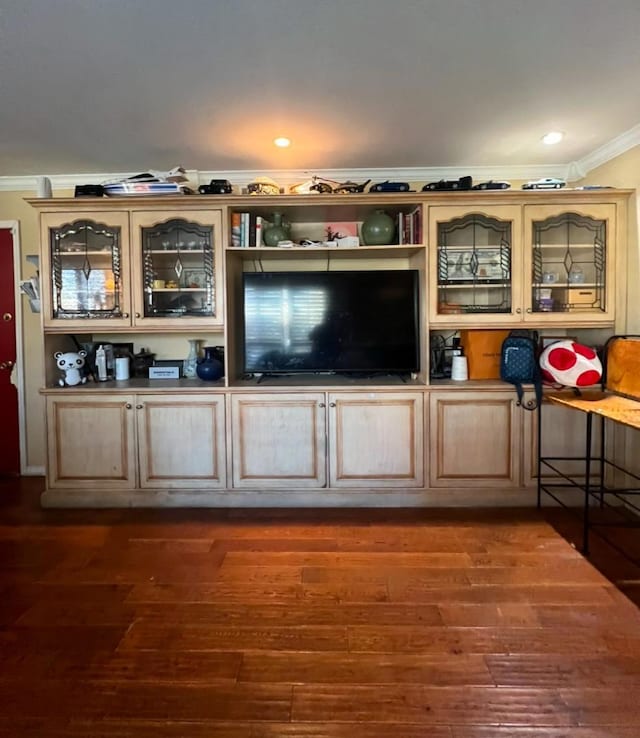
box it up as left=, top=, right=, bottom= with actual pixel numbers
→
left=523, top=204, right=616, bottom=325
left=130, top=210, right=224, bottom=328
left=41, top=212, right=132, bottom=330
left=429, top=205, right=522, bottom=324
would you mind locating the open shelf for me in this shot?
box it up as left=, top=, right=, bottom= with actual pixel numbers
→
left=226, top=245, right=424, bottom=260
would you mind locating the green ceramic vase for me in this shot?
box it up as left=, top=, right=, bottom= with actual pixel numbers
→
left=262, top=212, right=290, bottom=247
left=361, top=209, right=395, bottom=245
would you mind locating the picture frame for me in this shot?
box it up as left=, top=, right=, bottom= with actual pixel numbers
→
left=442, top=249, right=506, bottom=281
left=182, top=269, right=207, bottom=289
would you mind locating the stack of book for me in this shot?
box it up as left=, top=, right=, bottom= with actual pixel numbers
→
left=396, top=207, right=422, bottom=244
left=231, top=213, right=263, bottom=248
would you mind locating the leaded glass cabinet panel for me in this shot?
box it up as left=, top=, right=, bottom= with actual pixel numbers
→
left=532, top=214, right=605, bottom=313
left=130, top=210, right=224, bottom=328
left=523, top=204, right=616, bottom=325
left=41, top=211, right=132, bottom=330
left=429, top=205, right=522, bottom=325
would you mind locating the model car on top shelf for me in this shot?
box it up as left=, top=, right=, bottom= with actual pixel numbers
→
left=522, top=177, right=566, bottom=190
left=422, top=176, right=473, bottom=192
left=472, top=180, right=511, bottom=190
left=368, top=180, right=411, bottom=193
left=198, top=179, right=233, bottom=194
left=333, top=179, right=371, bottom=194
left=289, top=176, right=370, bottom=195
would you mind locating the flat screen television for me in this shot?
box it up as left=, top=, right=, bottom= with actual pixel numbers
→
left=242, top=270, right=419, bottom=376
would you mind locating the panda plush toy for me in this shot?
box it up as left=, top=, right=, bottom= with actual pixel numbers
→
left=54, top=350, right=88, bottom=387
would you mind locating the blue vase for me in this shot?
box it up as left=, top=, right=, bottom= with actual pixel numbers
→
left=196, top=346, right=224, bottom=381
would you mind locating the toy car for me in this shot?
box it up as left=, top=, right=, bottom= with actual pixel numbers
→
left=290, top=176, right=371, bottom=195
left=522, top=178, right=566, bottom=190
left=290, top=176, right=338, bottom=194
left=369, top=180, right=410, bottom=193
left=198, top=179, right=233, bottom=195
left=472, top=180, right=511, bottom=190
left=333, top=179, right=371, bottom=194
left=422, top=176, right=473, bottom=192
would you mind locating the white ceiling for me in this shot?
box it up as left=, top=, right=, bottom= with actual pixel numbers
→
left=2, top=0, right=640, bottom=180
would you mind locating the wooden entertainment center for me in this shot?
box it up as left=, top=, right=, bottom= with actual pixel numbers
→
left=28, top=189, right=632, bottom=507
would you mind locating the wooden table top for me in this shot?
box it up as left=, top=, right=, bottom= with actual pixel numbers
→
left=546, top=390, right=640, bottom=430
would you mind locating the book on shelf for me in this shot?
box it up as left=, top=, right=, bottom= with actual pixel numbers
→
left=410, top=206, right=422, bottom=244
left=395, top=207, right=422, bottom=245
left=232, top=212, right=261, bottom=248
left=241, top=212, right=250, bottom=247
left=231, top=212, right=241, bottom=247
left=254, top=215, right=263, bottom=247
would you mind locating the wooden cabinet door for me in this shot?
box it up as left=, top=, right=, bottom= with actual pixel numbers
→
left=130, top=210, right=224, bottom=329
left=137, top=393, right=227, bottom=488
left=40, top=211, right=132, bottom=330
left=328, top=391, right=424, bottom=487
left=45, top=394, right=136, bottom=489
left=429, top=391, right=520, bottom=487
left=230, top=393, right=326, bottom=488
left=428, top=204, right=523, bottom=326
left=523, top=203, right=617, bottom=325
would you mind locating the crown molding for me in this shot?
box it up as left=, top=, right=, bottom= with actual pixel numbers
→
left=0, top=165, right=571, bottom=193
left=1, top=131, right=639, bottom=194
left=572, top=122, right=640, bottom=178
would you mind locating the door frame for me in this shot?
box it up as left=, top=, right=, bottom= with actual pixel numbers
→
left=0, top=220, right=29, bottom=475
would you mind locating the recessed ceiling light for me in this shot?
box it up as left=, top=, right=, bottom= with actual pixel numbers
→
left=274, top=137, right=291, bottom=148
left=542, top=131, right=564, bottom=145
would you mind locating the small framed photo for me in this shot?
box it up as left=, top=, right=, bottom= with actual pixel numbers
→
left=442, top=249, right=506, bottom=281
left=183, top=269, right=207, bottom=289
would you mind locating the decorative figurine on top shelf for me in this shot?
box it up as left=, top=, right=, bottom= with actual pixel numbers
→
left=54, top=350, right=87, bottom=387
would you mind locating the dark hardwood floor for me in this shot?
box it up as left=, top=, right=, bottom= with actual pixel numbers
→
left=1, top=476, right=640, bottom=737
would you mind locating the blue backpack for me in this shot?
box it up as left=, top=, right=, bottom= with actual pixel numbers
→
left=500, top=330, right=542, bottom=410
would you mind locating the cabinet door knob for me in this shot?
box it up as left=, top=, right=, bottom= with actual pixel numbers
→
left=526, top=308, right=532, bottom=313
left=136, top=404, right=143, bottom=409
left=318, top=402, right=325, bottom=408
left=515, top=308, right=522, bottom=314
left=135, top=312, right=141, bottom=318
left=123, top=313, right=130, bottom=319
left=329, top=402, right=336, bottom=408
left=125, top=403, right=132, bottom=409
left=2, top=312, right=12, bottom=322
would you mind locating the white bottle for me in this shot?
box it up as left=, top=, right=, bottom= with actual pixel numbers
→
left=95, top=345, right=108, bottom=382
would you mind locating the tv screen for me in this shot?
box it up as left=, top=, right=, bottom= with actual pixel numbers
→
left=242, top=270, right=419, bottom=376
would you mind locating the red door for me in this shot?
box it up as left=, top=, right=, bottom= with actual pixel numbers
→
left=0, top=228, right=20, bottom=476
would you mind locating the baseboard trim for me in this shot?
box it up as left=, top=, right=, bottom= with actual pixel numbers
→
left=23, top=466, right=45, bottom=476
left=40, top=485, right=552, bottom=509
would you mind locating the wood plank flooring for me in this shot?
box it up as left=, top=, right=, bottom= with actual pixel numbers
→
left=1, top=477, right=640, bottom=737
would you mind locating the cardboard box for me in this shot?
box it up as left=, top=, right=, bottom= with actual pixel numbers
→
left=568, top=288, right=597, bottom=305
left=459, top=329, right=511, bottom=379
